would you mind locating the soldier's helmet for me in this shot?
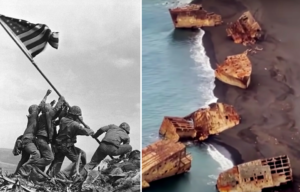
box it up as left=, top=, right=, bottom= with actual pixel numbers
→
left=69, top=106, right=82, bottom=116
left=28, top=104, right=39, bottom=114
left=119, top=122, right=130, bottom=134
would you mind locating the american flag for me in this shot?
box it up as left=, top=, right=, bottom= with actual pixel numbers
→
left=0, top=14, right=59, bottom=58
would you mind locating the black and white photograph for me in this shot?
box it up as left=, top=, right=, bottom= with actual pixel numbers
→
left=0, top=0, right=141, bottom=191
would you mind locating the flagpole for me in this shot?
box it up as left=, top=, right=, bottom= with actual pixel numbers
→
left=0, top=20, right=61, bottom=97
left=0, top=17, right=95, bottom=140
left=31, top=60, right=61, bottom=97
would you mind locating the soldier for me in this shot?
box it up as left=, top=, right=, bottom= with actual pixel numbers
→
left=46, top=106, right=94, bottom=178
left=17, top=89, right=51, bottom=175
left=82, top=122, right=133, bottom=176
left=14, top=99, right=58, bottom=174
left=49, top=102, right=66, bottom=155
left=32, top=95, right=66, bottom=172
left=13, top=135, right=27, bottom=174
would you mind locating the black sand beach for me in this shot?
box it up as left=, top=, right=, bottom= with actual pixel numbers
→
left=192, top=0, right=300, bottom=191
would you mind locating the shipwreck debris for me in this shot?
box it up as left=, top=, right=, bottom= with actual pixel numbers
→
left=186, top=103, right=240, bottom=141
left=169, top=4, right=222, bottom=29
left=226, top=11, right=263, bottom=46
left=216, top=155, right=293, bottom=192
left=215, top=51, right=252, bottom=89
left=159, top=116, right=197, bottom=142
left=159, top=103, right=240, bottom=142
left=142, top=139, right=192, bottom=188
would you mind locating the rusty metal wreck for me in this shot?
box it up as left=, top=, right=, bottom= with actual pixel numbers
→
left=226, top=11, right=263, bottom=46
left=169, top=4, right=222, bottom=29
left=216, top=155, right=293, bottom=192
left=142, top=139, right=192, bottom=188
left=215, top=51, right=252, bottom=89
left=159, top=103, right=240, bottom=142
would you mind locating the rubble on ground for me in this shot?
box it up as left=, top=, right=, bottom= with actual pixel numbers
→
left=226, top=11, right=263, bottom=46
left=168, top=4, right=222, bottom=28
left=0, top=150, right=141, bottom=192
left=216, top=155, right=293, bottom=192
left=215, top=51, right=252, bottom=89
left=159, top=103, right=240, bottom=142
left=142, top=139, right=192, bottom=188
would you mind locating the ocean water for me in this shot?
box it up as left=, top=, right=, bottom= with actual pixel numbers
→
left=142, top=0, right=233, bottom=191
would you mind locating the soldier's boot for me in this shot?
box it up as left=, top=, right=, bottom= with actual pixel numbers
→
left=72, top=174, right=84, bottom=184
left=30, top=166, right=48, bottom=183
left=56, top=172, right=68, bottom=180
left=55, top=172, right=72, bottom=184
left=74, top=167, right=89, bottom=183
left=18, top=164, right=33, bottom=177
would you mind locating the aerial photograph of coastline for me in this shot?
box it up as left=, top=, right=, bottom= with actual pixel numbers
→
left=142, top=0, right=300, bottom=191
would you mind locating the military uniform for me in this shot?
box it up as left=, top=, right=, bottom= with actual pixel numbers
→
left=84, top=123, right=132, bottom=172
left=47, top=116, right=94, bottom=177
left=30, top=97, right=65, bottom=171
left=17, top=102, right=45, bottom=173
left=13, top=135, right=28, bottom=174
left=17, top=90, right=52, bottom=175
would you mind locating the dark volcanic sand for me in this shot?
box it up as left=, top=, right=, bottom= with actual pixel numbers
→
left=192, top=0, right=300, bottom=191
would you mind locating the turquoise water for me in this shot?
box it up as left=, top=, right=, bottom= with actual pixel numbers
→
left=142, top=0, right=233, bottom=191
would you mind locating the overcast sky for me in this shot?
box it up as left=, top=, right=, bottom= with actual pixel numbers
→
left=0, top=0, right=140, bottom=155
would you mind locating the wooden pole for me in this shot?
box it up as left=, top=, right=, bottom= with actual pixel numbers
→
left=0, top=18, right=104, bottom=152
left=0, top=19, right=61, bottom=97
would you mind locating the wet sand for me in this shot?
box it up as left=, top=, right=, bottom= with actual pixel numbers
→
left=192, top=0, right=300, bottom=191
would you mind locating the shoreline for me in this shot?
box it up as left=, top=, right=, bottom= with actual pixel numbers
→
left=195, top=0, right=300, bottom=191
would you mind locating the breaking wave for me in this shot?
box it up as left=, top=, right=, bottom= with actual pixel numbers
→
left=206, top=144, right=233, bottom=171
left=190, top=29, right=217, bottom=107
left=160, top=0, right=192, bottom=8
left=190, top=29, right=233, bottom=172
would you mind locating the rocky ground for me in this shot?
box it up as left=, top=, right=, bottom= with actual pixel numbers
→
left=0, top=150, right=140, bottom=192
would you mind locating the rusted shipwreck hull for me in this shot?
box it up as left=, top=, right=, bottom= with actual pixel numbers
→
left=159, top=116, right=196, bottom=142
left=169, top=4, right=222, bottom=29
left=159, top=103, right=240, bottom=142
left=226, top=11, right=262, bottom=45
left=142, top=139, right=192, bottom=188
left=215, top=51, right=252, bottom=89
left=217, top=155, right=293, bottom=192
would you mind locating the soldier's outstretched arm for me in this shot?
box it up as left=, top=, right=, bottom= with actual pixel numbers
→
left=74, top=123, right=94, bottom=136
left=91, top=125, right=112, bottom=139
left=37, top=89, right=52, bottom=113
left=40, top=89, right=51, bottom=104
left=51, top=95, right=66, bottom=118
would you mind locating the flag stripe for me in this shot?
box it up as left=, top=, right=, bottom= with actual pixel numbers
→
left=18, top=25, right=42, bottom=39
left=0, top=16, right=33, bottom=59
left=31, top=42, right=47, bottom=57
left=48, top=32, right=59, bottom=49
left=23, top=27, right=49, bottom=46
left=49, top=42, right=58, bottom=48
left=20, top=25, right=46, bottom=42
left=52, top=32, right=58, bottom=38
left=0, top=15, right=59, bottom=58
left=51, top=33, right=59, bottom=43
left=27, top=30, right=50, bottom=50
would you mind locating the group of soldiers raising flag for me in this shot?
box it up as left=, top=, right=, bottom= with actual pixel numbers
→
left=12, top=89, right=133, bottom=183
left=0, top=14, right=134, bottom=184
